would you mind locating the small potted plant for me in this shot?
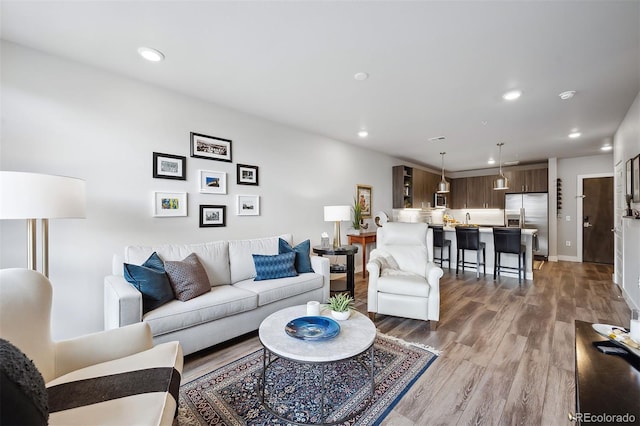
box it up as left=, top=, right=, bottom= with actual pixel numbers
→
left=326, top=293, right=354, bottom=321
left=351, top=197, right=363, bottom=234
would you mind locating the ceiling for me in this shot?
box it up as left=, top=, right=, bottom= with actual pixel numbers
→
left=1, top=1, right=639, bottom=172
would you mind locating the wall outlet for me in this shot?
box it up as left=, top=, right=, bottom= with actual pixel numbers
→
left=566, top=240, right=571, bottom=247
left=565, top=215, right=571, bottom=221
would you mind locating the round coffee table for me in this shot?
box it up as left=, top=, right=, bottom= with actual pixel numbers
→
left=258, top=305, right=376, bottom=425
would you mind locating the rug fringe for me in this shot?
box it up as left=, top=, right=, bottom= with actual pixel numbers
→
left=376, top=330, right=441, bottom=356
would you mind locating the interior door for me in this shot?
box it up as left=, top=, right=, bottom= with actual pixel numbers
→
left=583, top=177, right=614, bottom=264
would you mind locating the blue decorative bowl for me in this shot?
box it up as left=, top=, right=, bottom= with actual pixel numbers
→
left=285, top=316, right=341, bottom=341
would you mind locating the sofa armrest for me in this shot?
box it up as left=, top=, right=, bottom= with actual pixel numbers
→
left=53, top=322, right=153, bottom=379
left=366, top=254, right=383, bottom=313
left=311, top=255, right=331, bottom=302
left=425, top=262, right=443, bottom=321
left=104, top=275, right=142, bottom=330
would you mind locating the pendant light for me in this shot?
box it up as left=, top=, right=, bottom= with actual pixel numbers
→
left=436, top=152, right=450, bottom=193
left=493, top=142, right=510, bottom=190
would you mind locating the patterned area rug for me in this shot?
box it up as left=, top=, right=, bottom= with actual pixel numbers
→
left=178, top=333, right=438, bottom=425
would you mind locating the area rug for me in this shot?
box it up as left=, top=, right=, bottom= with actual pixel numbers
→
left=177, top=333, right=438, bottom=425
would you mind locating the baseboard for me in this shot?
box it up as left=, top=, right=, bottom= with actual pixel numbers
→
left=557, top=255, right=581, bottom=262
left=620, top=285, right=640, bottom=311
left=547, top=255, right=559, bottom=262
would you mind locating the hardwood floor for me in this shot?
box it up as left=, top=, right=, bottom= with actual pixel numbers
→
left=182, top=261, right=630, bottom=425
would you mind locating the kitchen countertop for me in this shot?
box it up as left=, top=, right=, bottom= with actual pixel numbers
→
left=441, top=226, right=537, bottom=235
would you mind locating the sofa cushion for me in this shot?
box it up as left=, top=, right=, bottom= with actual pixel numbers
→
left=46, top=342, right=182, bottom=426
left=123, top=252, right=174, bottom=314
left=278, top=238, right=313, bottom=273
left=125, top=241, right=231, bottom=286
left=252, top=252, right=297, bottom=281
left=377, top=274, right=430, bottom=298
left=228, top=234, right=292, bottom=283
left=143, top=286, right=258, bottom=336
left=164, top=254, right=210, bottom=302
left=233, top=273, right=324, bottom=306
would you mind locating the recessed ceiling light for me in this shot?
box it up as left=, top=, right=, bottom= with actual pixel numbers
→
left=502, top=90, right=522, bottom=101
left=569, top=132, right=582, bottom=139
left=354, top=72, right=369, bottom=81
left=137, top=47, right=165, bottom=62
left=601, top=145, right=612, bottom=151
left=559, top=90, right=576, bottom=100
left=487, top=158, right=495, bottom=165
left=503, top=160, right=520, bottom=166
left=358, top=130, right=369, bottom=138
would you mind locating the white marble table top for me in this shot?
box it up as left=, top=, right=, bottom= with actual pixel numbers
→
left=259, top=305, right=376, bottom=363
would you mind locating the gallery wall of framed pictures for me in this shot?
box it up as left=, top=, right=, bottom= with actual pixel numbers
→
left=150, top=132, right=262, bottom=227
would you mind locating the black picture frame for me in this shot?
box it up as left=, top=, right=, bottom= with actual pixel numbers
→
left=153, top=152, right=186, bottom=180
left=199, top=205, right=226, bottom=227
left=633, top=155, right=640, bottom=203
left=627, top=159, right=633, bottom=198
left=190, top=132, right=232, bottom=162
left=237, top=164, right=259, bottom=185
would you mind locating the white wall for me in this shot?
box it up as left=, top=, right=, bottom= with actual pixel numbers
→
left=613, top=91, right=640, bottom=310
left=556, top=154, right=613, bottom=261
left=0, top=42, right=397, bottom=339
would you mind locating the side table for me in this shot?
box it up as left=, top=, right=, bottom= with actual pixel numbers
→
left=312, top=245, right=358, bottom=298
left=347, top=232, right=377, bottom=278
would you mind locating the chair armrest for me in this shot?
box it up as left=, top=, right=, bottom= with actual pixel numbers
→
left=53, top=322, right=153, bottom=379
left=366, top=258, right=382, bottom=313
left=104, top=275, right=142, bottom=330
left=425, top=262, right=443, bottom=321
left=311, top=255, right=331, bottom=302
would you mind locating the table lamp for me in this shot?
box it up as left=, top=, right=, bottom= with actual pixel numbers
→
left=0, top=171, right=86, bottom=277
left=324, top=205, right=350, bottom=248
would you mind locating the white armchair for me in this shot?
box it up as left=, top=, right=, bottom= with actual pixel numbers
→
left=0, top=268, right=183, bottom=425
left=366, top=222, right=443, bottom=328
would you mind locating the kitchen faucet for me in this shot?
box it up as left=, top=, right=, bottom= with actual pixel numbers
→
left=465, top=212, right=471, bottom=225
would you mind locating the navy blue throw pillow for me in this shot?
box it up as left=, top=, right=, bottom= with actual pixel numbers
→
left=278, top=238, right=314, bottom=273
left=252, top=252, right=297, bottom=281
left=123, top=252, right=174, bottom=314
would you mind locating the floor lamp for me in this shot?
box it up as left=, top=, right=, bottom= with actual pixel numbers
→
left=324, top=205, right=350, bottom=249
left=0, top=171, right=86, bottom=277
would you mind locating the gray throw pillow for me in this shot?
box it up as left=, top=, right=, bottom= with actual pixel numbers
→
left=165, top=253, right=211, bottom=301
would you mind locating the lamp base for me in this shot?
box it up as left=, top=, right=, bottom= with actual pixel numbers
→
left=333, top=221, right=342, bottom=249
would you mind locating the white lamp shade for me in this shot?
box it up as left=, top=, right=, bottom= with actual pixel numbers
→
left=0, top=171, right=86, bottom=219
left=324, top=205, right=351, bottom=222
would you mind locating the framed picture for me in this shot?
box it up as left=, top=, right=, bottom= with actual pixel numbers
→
left=627, top=158, right=633, bottom=198
left=190, top=132, right=232, bottom=162
left=356, top=184, right=372, bottom=218
left=152, top=152, right=186, bottom=180
left=153, top=192, right=187, bottom=217
left=199, top=170, right=227, bottom=194
left=236, top=195, right=260, bottom=216
left=199, top=205, right=226, bottom=227
left=633, top=155, right=640, bottom=203
left=237, top=164, right=259, bottom=185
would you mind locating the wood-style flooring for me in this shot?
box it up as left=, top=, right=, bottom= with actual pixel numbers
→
left=182, top=261, right=630, bottom=425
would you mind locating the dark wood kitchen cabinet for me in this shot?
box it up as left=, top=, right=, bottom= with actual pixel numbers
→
left=465, top=176, right=504, bottom=209
left=393, top=166, right=441, bottom=208
left=505, top=168, right=548, bottom=193
left=449, top=178, right=468, bottom=209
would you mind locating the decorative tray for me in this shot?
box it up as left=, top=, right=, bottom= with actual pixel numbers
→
left=285, top=316, right=340, bottom=341
left=592, top=323, right=640, bottom=358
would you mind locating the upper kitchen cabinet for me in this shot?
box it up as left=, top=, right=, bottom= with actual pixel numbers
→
left=392, top=166, right=441, bottom=208
left=462, top=176, right=505, bottom=209
left=504, top=167, right=548, bottom=193
left=449, top=178, right=468, bottom=209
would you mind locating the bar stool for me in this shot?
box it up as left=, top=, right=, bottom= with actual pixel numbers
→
left=493, top=227, right=526, bottom=283
left=455, top=226, right=486, bottom=279
left=432, top=225, right=451, bottom=269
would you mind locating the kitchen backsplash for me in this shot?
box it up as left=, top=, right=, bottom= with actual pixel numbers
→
left=393, top=208, right=505, bottom=226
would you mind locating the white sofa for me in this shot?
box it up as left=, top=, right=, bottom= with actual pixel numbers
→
left=104, top=234, right=330, bottom=355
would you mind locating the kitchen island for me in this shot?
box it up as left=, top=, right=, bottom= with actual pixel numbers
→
left=441, top=226, right=538, bottom=280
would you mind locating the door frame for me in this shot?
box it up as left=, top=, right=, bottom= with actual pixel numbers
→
left=576, top=172, right=614, bottom=263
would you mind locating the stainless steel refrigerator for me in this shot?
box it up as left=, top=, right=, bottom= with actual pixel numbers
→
left=504, top=192, right=549, bottom=258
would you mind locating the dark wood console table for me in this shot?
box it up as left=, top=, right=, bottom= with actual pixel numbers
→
left=312, top=245, right=358, bottom=298
left=573, top=320, right=639, bottom=423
